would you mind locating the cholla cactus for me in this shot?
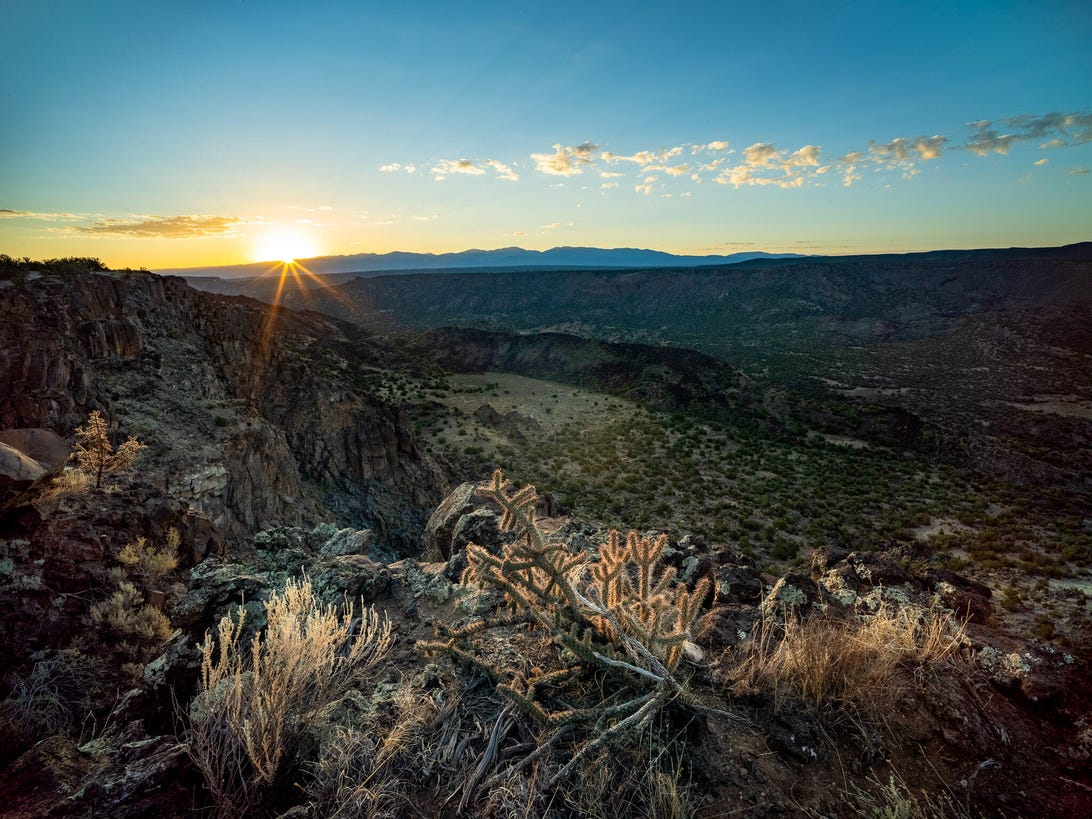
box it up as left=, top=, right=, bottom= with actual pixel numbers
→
left=463, top=470, right=709, bottom=672
left=586, top=530, right=709, bottom=671
left=426, top=470, right=736, bottom=789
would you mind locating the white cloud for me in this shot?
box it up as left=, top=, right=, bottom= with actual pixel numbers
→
left=431, top=158, right=487, bottom=180
left=531, top=142, right=598, bottom=176
left=869, top=135, right=947, bottom=161
left=599, top=171, right=624, bottom=178
left=600, top=182, right=619, bottom=190
left=742, top=143, right=781, bottom=168
left=602, top=145, right=686, bottom=169
left=786, top=145, right=822, bottom=167
left=485, top=159, right=519, bottom=181
left=1034, top=158, right=1049, bottom=166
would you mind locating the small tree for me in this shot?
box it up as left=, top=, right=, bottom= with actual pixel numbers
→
left=73, top=410, right=146, bottom=488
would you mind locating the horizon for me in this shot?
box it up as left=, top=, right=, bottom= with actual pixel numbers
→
left=2, top=1, right=1090, bottom=269
left=153, top=240, right=1089, bottom=278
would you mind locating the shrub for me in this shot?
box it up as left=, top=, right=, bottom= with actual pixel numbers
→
left=0, top=649, right=103, bottom=740
left=117, top=531, right=180, bottom=592
left=186, top=576, right=392, bottom=817
left=89, top=581, right=173, bottom=681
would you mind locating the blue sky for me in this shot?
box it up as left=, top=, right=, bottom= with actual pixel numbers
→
left=2, top=0, right=1089, bottom=267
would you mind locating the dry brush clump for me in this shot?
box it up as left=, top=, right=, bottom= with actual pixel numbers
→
left=303, top=683, right=443, bottom=818
left=185, top=576, right=393, bottom=817
left=88, top=531, right=181, bottom=682
left=730, top=596, right=967, bottom=719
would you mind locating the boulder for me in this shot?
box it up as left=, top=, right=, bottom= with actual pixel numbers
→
left=451, top=508, right=504, bottom=555
left=925, top=568, right=993, bottom=624
left=422, top=482, right=479, bottom=561
left=0, top=428, right=70, bottom=508
left=319, top=526, right=375, bottom=557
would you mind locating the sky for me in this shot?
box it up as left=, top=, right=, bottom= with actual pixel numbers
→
left=1, top=0, right=1090, bottom=269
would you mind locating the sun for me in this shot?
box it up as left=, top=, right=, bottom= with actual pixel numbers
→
left=252, top=227, right=319, bottom=264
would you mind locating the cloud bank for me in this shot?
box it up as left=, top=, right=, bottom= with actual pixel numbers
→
left=75, top=215, right=250, bottom=238
left=373, top=110, right=1092, bottom=196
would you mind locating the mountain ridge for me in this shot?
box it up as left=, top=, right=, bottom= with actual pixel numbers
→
left=160, top=245, right=805, bottom=279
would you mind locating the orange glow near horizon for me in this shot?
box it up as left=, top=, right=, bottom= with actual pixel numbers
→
left=251, top=227, right=320, bottom=265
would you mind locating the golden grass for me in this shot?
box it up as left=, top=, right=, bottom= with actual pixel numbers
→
left=731, top=599, right=967, bottom=717
left=35, top=467, right=92, bottom=501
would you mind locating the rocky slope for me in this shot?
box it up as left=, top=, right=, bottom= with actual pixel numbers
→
left=1, top=476, right=1088, bottom=817
left=0, top=270, right=446, bottom=548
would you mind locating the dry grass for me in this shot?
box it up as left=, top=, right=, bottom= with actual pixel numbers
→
left=35, top=467, right=93, bottom=501
left=185, top=576, right=393, bottom=817
left=305, top=684, right=440, bottom=819
left=849, top=769, right=972, bottom=819
left=731, top=600, right=967, bottom=718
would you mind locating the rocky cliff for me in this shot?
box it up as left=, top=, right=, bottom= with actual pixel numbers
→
left=0, top=270, right=446, bottom=549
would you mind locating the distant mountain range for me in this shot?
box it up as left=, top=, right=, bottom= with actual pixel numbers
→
left=159, top=246, right=805, bottom=279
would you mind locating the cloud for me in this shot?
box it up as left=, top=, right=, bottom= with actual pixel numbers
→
left=786, top=144, right=822, bottom=167
left=431, top=158, right=487, bottom=180
left=412, top=214, right=438, bottom=222
left=742, top=143, right=780, bottom=168
left=1070, top=167, right=1090, bottom=176
left=965, top=112, right=1092, bottom=155
left=372, top=110, right=1092, bottom=197
left=541, top=222, right=561, bottom=229
left=869, top=135, right=947, bottom=161
left=0, top=209, right=83, bottom=221
left=1034, top=158, right=1049, bottom=166
left=513, top=231, right=526, bottom=237
left=600, top=182, right=619, bottom=190
left=602, top=146, right=686, bottom=168
left=485, top=159, right=519, bottom=181
left=531, top=142, right=598, bottom=176
left=714, top=143, right=827, bottom=188
left=75, top=214, right=250, bottom=238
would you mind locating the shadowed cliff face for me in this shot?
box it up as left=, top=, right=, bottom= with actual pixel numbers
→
left=0, top=271, right=446, bottom=550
